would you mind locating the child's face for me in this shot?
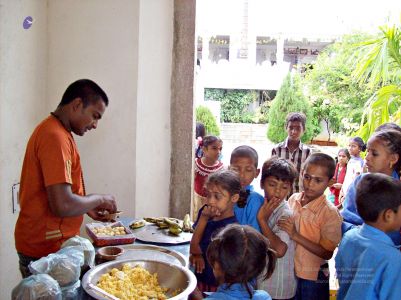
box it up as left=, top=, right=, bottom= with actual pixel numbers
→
left=262, top=176, right=291, bottom=202
left=338, top=151, right=349, bottom=166
left=230, top=157, right=260, bottom=188
left=302, top=164, right=332, bottom=201
left=365, top=137, right=398, bottom=174
left=205, top=183, right=238, bottom=218
left=286, top=121, right=304, bottom=143
left=203, top=141, right=222, bottom=162
left=348, top=141, right=361, bottom=156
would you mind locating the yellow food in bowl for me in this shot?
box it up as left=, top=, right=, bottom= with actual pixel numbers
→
left=97, top=264, right=168, bottom=300
left=92, top=226, right=126, bottom=237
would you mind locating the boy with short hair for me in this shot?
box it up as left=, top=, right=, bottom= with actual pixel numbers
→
left=271, top=112, right=311, bottom=194
left=278, top=153, right=342, bottom=300
left=257, top=157, right=298, bottom=300
left=335, top=173, right=401, bottom=300
left=229, top=145, right=264, bottom=232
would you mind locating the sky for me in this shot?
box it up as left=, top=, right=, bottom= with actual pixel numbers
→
left=197, top=0, right=401, bottom=39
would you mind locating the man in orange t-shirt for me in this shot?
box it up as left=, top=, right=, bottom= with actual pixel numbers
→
left=14, top=79, right=117, bottom=278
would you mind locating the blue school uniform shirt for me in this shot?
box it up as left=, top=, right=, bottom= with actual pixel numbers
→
left=234, top=185, right=264, bottom=232
left=341, top=171, right=401, bottom=245
left=335, top=224, right=401, bottom=300
left=193, top=206, right=238, bottom=286
left=206, top=283, right=272, bottom=300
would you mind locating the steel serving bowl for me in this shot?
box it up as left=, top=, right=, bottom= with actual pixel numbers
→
left=82, top=259, right=197, bottom=300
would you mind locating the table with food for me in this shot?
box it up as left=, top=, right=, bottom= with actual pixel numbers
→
left=13, top=214, right=196, bottom=300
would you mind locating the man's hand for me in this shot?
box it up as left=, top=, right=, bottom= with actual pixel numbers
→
left=277, top=216, right=297, bottom=238
left=88, top=194, right=117, bottom=221
left=189, top=253, right=205, bottom=273
left=258, top=198, right=281, bottom=222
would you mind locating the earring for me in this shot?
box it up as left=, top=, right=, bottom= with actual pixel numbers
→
left=389, top=162, right=393, bottom=169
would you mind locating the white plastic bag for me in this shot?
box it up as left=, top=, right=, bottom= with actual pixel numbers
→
left=11, top=274, right=62, bottom=300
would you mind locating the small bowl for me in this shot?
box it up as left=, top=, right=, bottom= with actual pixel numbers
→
left=97, top=246, right=124, bottom=261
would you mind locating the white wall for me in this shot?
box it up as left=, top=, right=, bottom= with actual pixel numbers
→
left=135, top=1, right=173, bottom=217
left=0, top=0, right=174, bottom=295
left=0, top=0, right=48, bottom=295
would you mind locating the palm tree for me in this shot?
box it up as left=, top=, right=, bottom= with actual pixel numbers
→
left=352, top=24, right=401, bottom=140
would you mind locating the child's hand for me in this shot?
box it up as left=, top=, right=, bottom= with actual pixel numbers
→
left=201, top=205, right=221, bottom=219
left=189, top=287, right=204, bottom=300
left=258, top=198, right=282, bottom=221
left=277, top=216, right=297, bottom=238
left=190, top=253, right=205, bottom=273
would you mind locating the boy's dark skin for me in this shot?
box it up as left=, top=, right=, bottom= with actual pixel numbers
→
left=278, top=163, right=335, bottom=260
left=286, top=120, right=305, bottom=153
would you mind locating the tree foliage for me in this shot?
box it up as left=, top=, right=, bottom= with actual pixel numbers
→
left=196, top=105, right=220, bottom=136
left=303, top=33, right=374, bottom=136
left=352, top=24, right=401, bottom=141
left=204, top=88, right=258, bottom=123
left=267, top=73, right=317, bottom=143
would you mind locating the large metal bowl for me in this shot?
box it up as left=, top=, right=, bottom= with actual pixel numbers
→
left=82, top=259, right=197, bottom=300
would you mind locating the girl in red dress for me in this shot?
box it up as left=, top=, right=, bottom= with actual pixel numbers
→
left=329, top=148, right=350, bottom=207
left=193, top=136, right=224, bottom=220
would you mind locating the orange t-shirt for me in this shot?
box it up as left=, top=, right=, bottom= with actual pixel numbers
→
left=15, top=115, right=85, bottom=258
left=288, top=192, right=342, bottom=281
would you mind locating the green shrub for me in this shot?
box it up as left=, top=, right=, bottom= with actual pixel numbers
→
left=196, top=106, right=220, bottom=136
left=205, top=88, right=258, bottom=123
left=267, top=73, right=318, bottom=143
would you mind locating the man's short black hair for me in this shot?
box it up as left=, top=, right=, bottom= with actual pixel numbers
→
left=356, top=173, right=401, bottom=222
left=285, top=112, right=307, bottom=130
left=303, top=152, right=336, bottom=179
left=230, top=145, right=258, bottom=168
left=59, top=79, right=109, bottom=107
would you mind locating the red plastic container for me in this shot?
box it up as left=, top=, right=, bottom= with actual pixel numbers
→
left=85, top=221, right=135, bottom=247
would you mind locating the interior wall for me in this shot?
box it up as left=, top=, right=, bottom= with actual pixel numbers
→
left=0, top=0, right=48, bottom=295
left=135, top=0, right=173, bottom=217
left=47, top=0, right=140, bottom=218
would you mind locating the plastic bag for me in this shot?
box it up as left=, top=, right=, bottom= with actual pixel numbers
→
left=11, top=273, right=62, bottom=300
left=60, top=280, right=80, bottom=300
left=61, top=235, right=95, bottom=268
left=29, top=248, right=84, bottom=287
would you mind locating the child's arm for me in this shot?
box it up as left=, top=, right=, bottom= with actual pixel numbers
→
left=278, top=216, right=333, bottom=260
left=257, top=198, right=288, bottom=258
left=189, top=206, right=219, bottom=273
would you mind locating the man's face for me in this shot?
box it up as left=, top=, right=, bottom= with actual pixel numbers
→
left=71, top=99, right=106, bottom=136
left=286, top=121, right=304, bottom=143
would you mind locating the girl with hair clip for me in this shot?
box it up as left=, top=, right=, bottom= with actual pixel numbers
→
left=193, top=135, right=224, bottom=221
left=329, top=148, right=350, bottom=207
left=190, top=170, right=249, bottom=298
left=203, top=224, right=276, bottom=300
left=342, top=129, right=401, bottom=245
left=340, top=137, right=366, bottom=202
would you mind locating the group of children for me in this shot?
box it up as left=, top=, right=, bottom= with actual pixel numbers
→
left=191, top=113, right=401, bottom=300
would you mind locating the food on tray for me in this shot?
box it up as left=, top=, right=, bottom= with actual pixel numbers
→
left=143, top=214, right=194, bottom=235
left=129, top=220, right=146, bottom=229
left=97, top=263, right=168, bottom=300
left=91, top=226, right=127, bottom=237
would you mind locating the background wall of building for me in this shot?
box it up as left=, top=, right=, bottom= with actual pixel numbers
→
left=0, top=0, right=174, bottom=295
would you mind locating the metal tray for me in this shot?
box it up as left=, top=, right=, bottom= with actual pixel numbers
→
left=130, top=224, right=192, bottom=245
left=116, top=244, right=188, bottom=267
left=82, top=259, right=196, bottom=300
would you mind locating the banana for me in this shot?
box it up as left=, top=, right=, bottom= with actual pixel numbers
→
left=129, top=220, right=146, bottom=229
left=164, top=217, right=183, bottom=230
left=168, top=226, right=182, bottom=236
left=182, top=214, right=193, bottom=232
left=156, top=221, right=169, bottom=229
left=144, top=217, right=164, bottom=224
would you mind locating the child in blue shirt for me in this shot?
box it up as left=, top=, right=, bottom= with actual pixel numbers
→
left=190, top=170, right=245, bottom=296
left=229, top=145, right=264, bottom=232
left=336, top=173, right=401, bottom=300
left=205, top=224, right=275, bottom=300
